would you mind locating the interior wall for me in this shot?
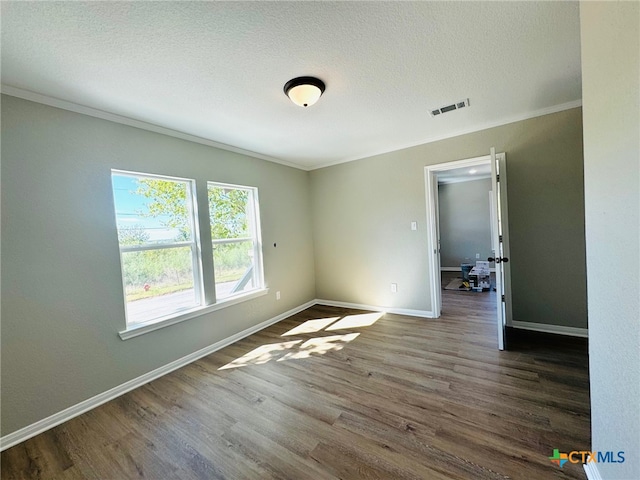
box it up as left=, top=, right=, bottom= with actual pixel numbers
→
left=1, top=97, right=591, bottom=439
left=581, top=3, right=640, bottom=479
left=310, top=107, right=587, bottom=328
left=438, top=178, right=492, bottom=268
left=0, top=95, right=316, bottom=436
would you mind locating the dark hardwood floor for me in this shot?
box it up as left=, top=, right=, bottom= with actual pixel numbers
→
left=1, top=279, right=590, bottom=479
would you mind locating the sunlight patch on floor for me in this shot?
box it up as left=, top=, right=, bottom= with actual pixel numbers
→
left=220, top=311, right=384, bottom=370
left=278, top=333, right=360, bottom=362
left=281, top=317, right=341, bottom=336
left=218, top=340, right=302, bottom=370
left=325, top=312, right=383, bottom=331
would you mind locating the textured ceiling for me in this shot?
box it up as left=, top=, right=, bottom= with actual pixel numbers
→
left=0, top=1, right=582, bottom=170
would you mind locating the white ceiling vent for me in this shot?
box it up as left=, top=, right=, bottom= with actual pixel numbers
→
left=430, top=98, right=470, bottom=117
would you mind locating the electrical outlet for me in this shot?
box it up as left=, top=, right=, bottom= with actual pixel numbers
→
left=276, top=291, right=281, bottom=300
left=476, top=253, right=480, bottom=259
left=391, top=283, right=398, bottom=293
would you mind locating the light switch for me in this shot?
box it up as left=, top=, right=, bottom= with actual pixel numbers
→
left=411, top=221, right=417, bottom=231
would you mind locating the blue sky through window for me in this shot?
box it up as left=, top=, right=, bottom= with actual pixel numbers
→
left=112, top=174, right=181, bottom=243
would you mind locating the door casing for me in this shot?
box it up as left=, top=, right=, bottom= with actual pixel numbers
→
left=424, top=153, right=513, bottom=348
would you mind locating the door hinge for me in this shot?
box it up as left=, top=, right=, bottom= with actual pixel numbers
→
left=496, top=174, right=500, bottom=182
left=501, top=295, right=505, bottom=302
left=499, top=235, right=503, bottom=243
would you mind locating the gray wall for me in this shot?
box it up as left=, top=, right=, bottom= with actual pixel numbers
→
left=438, top=179, right=492, bottom=268
left=0, top=95, right=316, bottom=436
left=581, top=3, right=640, bottom=479
left=310, top=107, right=587, bottom=328
left=1, top=97, right=591, bottom=438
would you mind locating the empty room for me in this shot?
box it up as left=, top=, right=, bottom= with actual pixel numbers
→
left=1, top=2, right=638, bottom=480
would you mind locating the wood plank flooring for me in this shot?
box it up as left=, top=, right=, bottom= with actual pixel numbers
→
left=1, top=279, right=590, bottom=479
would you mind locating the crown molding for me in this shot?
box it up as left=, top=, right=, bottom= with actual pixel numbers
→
left=1, top=85, right=581, bottom=173
left=311, top=99, right=583, bottom=170
left=0, top=85, right=308, bottom=171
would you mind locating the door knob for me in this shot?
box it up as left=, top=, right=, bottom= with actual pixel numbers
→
left=488, top=257, right=509, bottom=264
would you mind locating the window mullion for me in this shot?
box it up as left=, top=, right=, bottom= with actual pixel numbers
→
left=196, top=179, right=216, bottom=306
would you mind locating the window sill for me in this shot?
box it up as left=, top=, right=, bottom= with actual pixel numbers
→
left=118, top=288, right=269, bottom=340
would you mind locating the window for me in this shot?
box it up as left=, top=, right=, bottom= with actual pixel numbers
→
left=112, top=171, right=202, bottom=326
left=208, top=182, right=264, bottom=300
left=111, top=171, right=265, bottom=333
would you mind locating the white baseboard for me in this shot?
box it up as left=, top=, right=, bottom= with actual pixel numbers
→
left=315, top=299, right=435, bottom=319
left=7, top=299, right=588, bottom=451
left=511, top=320, right=588, bottom=338
left=0, top=300, right=316, bottom=452
left=583, top=463, right=603, bottom=480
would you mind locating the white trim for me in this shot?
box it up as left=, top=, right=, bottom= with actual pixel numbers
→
left=315, top=299, right=435, bottom=319
left=425, top=154, right=495, bottom=319
left=438, top=174, right=491, bottom=185
left=0, top=296, right=590, bottom=452
left=425, top=167, right=442, bottom=318
left=120, top=241, right=193, bottom=253
left=0, top=300, right=316, bottom=452
left=496, top=153, right=514, bottom=329
left=428, top=154, right=493, bottom=172
left=489, top=147, right=505, bottom=350
left=511, top=321, right=588, bottom=338
left=441, top=266, right=496, bottom=273
left=0, top=85, right=304, bottom=171
left=311, top=100, right=583, bottom=170
left=425, top=152, right=513, bottom=346
left=119, top=289, right=269, bottom=340
left=1, top=85, right=581, bottom=173
left=583, top=463, right=603, bottom=480
left=211, top=237, right=253, bottom=245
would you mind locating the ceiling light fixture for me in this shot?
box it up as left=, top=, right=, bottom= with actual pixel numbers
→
left=469, top=168, right=477, bottom=174
left=284, top=76, right=325, bottom=107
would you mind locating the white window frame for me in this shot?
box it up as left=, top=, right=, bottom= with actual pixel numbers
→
left=112, top=171, right=268, bottom=340
left=208, top=182, right=265, bottom=301
left=112, top=170, right=204, bottom=329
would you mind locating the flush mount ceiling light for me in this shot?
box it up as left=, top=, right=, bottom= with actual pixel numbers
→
left=284, top=76, right=325, bottom=107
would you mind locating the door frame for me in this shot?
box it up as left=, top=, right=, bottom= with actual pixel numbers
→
left=424, top=154, right=512, bottom=327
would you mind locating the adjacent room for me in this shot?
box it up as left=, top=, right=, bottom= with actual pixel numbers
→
left=436, top=165, right=494, bottom=293
left=1, top=2, right=638, bottom=479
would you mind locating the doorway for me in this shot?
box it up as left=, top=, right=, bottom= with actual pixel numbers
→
left=424, top=151, right=512, bottom=349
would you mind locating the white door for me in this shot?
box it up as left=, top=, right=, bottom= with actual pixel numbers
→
left=432, top=173, right=442, bottom=315
left=489, top=147, right=509, bottom=350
